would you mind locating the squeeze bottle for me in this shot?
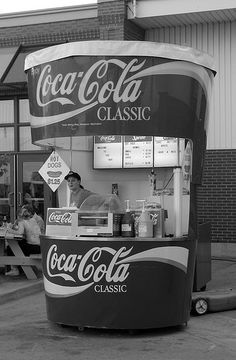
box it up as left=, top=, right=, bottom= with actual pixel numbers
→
left=137, top=201, right=153, bottom=238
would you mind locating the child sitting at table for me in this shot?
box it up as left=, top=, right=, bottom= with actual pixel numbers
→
left=5, top=204, right=41, bottom=277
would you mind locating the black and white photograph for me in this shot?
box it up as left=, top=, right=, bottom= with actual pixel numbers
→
left=0, top=1, right=235, bottom=359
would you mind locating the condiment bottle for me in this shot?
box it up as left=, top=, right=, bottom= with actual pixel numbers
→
left=113, top=213, right=121, bottom=237
left=121, top=200, right=134, bottom=237
left=2, top=215, right=7, bottom=228
left=137, top=201, right=153, bottom=238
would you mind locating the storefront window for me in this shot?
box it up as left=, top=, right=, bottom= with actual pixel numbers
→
left=19, top=99, right=30, bottom=123
left=0, top=100, right=14, bottom=124
left=0, top=127, right=14, bottom=151
left=19, top=99, right=49, bottom=151
left=19, top=126, right=43, bottom=151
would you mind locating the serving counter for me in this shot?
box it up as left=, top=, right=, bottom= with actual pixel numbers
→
left=40, top=234, right=196, bottom=329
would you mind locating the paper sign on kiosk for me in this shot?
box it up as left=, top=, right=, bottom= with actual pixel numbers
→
left=39, top=151, right=70, bottom=192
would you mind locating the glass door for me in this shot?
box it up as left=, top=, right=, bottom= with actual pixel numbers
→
left=0, top=153, right=57, bottom=225
left=17, top=153, right=56, bottom=221
left=0, top=154, right=14, bottom=224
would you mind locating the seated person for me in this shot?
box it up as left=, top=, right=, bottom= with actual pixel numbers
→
left=5, top=204, right=41, bottom=277
left=22, top=204, right=45, bottom=234
left=33, top=210, right=45, bottom=234
left=23, top=194, right=45, bottom=233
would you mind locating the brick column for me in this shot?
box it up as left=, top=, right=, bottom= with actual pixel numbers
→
left=98, top=0, right=144, bottom=40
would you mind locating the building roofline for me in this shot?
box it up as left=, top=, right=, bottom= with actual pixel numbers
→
left=0, top=4, right=98, bottom=28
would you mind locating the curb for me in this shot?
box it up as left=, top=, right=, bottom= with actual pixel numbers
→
left=0, top=280, right=44, bottom=305
left=211, top=243, right=236, bottom=260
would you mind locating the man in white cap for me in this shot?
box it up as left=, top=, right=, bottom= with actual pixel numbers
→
left=64, top=171, right=93, bottom=208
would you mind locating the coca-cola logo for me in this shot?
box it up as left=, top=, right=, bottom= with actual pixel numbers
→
left=48, top=211, right=72, bottom=225
left=36, top=58, right=144, bottom=108
left=44, top=244, right=189, bottom=297
left=28, top=57, right=210, bottom=145
left=46, top=245, right=131, bottom=294
left=30, top=58, right=154, bottom=127
left=100, top=135, right=116, bottom=142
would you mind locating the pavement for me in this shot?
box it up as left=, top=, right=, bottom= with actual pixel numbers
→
left=205, top=257, right=236, bottom=291
left=0, top=257, right=236, bottom=308
left=0, top=271, right=44, bottom=305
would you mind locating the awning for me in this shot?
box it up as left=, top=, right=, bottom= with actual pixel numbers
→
left=0, top=46, right=19, bottom=83
left=0, top=43, right=63, bottom=88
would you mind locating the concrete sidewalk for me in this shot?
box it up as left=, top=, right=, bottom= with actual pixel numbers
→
left=0, top=257, right=236, bottom=306
left=0, top=272, right=44, bottom=305
left=207, top=258, right=236, bottom=291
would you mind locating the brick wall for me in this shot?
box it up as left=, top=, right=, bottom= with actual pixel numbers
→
left=197, top=149, right=236, bottom=243
left=124, top=20, right=145, bottom=40
left=98, top=0, right=125, bottom=39
left=98, top=0, right=144, bottom=40
left=0, top=1, right=144, bottom=45
left=0, top=18, right=99, bottom=47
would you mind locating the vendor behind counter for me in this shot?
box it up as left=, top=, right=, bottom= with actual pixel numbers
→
left=65, top=171, right=94, bottom=208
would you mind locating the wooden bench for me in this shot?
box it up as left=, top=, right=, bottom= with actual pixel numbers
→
left=29, top=254, right=42, bottom=270
left=29, top=253, right=42, bottom=260
left=0, top=233, right=42, bottom=280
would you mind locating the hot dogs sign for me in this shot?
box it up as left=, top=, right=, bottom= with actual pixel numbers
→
left=39, top=151, right=70, bottom=192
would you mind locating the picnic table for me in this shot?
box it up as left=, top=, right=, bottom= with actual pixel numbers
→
left=0, top=228, right=41, bottom=280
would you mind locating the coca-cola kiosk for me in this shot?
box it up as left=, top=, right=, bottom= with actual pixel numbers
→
left=25, top=41, right=215, bottom=330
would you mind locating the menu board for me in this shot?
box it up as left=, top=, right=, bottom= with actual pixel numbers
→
left=93, top=135, right=122, bottom=168
left=94, top=136, right=185, bottom=169
left=123, top=136, right=153, bottom=168
left=154, top=137, right=184, bottom=167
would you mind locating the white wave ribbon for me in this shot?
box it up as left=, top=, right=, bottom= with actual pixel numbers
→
left=30, top=102, right=95, bottom=128
left=116, top=246, right=189, bottom=273
left=44, top=276, right=94, bottom=298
